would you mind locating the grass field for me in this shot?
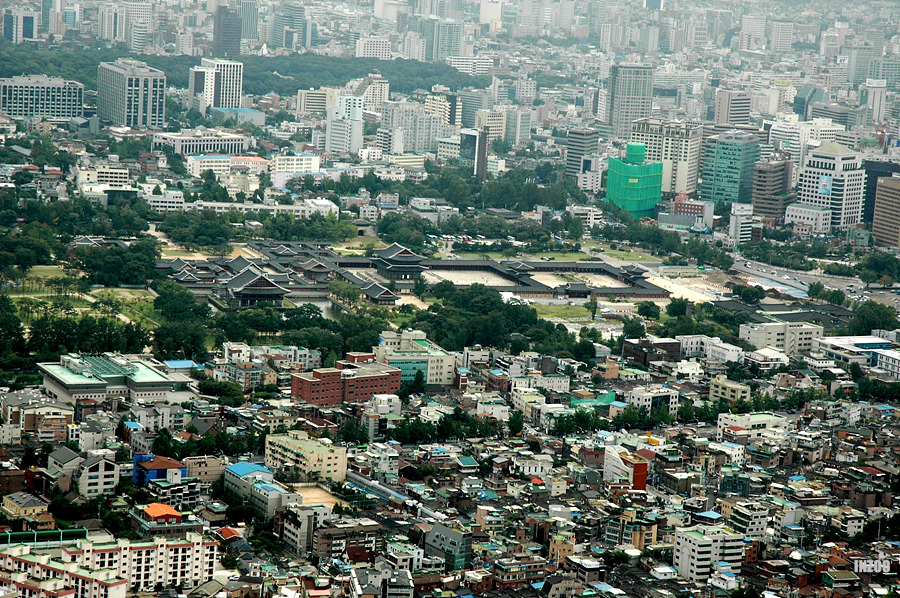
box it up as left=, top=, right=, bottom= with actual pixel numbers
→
left=604, top=249, right=657, bottom=262
left=25, top=265, right=70, bottom=279
left=160, top=249, right=199, bottom=258
left=530, top=250, right=593, bottom=261
left=92, top=290, right=163, bottom=328
left=456, top=251, right=509, bottom=259
left=532, top=303, right=591, bottom=319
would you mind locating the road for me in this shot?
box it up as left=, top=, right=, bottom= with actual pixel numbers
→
left=734, top=257, right=900, bottom=307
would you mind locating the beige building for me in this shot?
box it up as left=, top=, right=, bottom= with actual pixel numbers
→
left=265, top=431, right=348, bottom=482
left=872, top=176, right=900, bottom=248
left=738, top=321, right=824, bottom=355
left=709, top=376, right=751, bottom=403
left=2, top=492, right=48, bottom=519
left=182, top=455, right=228, bottom=483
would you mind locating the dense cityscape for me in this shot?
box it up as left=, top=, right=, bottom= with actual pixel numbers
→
left=0, top=1, right=899, bottom=598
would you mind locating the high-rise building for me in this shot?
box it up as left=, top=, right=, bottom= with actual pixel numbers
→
left=728, top=203, right=761, bottom=246
left=768, top=21, right=793, bottom=53
left=3, top=9, right=40, bottom=43
left=699, top=130, right=760, bottom=205
left=565, top=128, right=600, bottom=178
left=459, top=128, right=488, bottom=181
left=714, top=89, right=752, bottom=125
left=213, top=6, right=242, bottom=57
left=768, top=118, right=844, bottom=180
left=188, top=58, right=244, bottom=113
left=868, top=59, right=900, bottom=90
left=792, top=84, right=826, bottom=119
left=325, top=109, right=363, bottom=155
left=872, top=176, right=900, bottom=248
left=381, top=101, right=450, bottom=152
left=97, top=58, right=166, bottom=129
left=424, top=93, right=461, bottom=126
left=239, top=0, right=258, bottom=40
left=606, top=143, right=664, bottom=217
left=751, top=154, right=795, bottom=222
left=604, top=64, right=653, bottom=140
left=408, top=16, right=464, bottom=62
left=796, top=142, right=865, bottom=233
left=809, top=102, right=867, bottom=129
left=98, top=4, right=126, bottom=42
left=503, top=108, right=532, bottom=147
left=457, top=89, right=491, bottom=128
left=860, top=79, right=887, bottom=125
left=847, top=44, right=879, bottom=85
left=863, top=161, right=900, bottom=224
left=0, top=76, right=83, bottom=120
left=630, top=118, right=703, bottom=194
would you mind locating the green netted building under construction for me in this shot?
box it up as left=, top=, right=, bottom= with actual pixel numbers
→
left=606, top=143, right=663, bottom=217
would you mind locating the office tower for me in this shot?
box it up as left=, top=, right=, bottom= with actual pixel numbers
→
left=565, top=128, right=600, bottom=178
left=213, top=6, right=242, bottom=57
left=3, top=9, right=40, bottom=43
left=606, top=143, right=664, bottom=217
left=792, top=84, right=825, bottom=119
left=40, top=0, right=51, bottom=33
left=739, top=15, right=765, bottom=50
left=808, top=102, right=867, bottom=129
left=97, top=58, right=166, bottom=129
left=728, top=204, right=761, bottom=246
left=270, top=1, right=304, bottom=49
left=604, top=64, right=653, bottom=140
left=863, top=161, right=900, bottom=224
left=673, top=526, right=744, bottom=583
left=848, top=44, right=880, bottom=85
left=402, top=32, right=426, bottom=61
left=98, top=4, right=125, bottom=41
left=337, top=95, right=364, bottom=121
left=458, top=90, right=492, bottom=128
left=699, top=131, right=760, bottom=205
left=868, top=59, right=900, bottom=90
left=768, top=21, right=793, bottom=53
left=630, top=118, right=702, bottom=194
left=188, top=58, right=243, bottom=112
left=503, top=109, right=532, bottom=147
left=751, top=155, right=795, bottom=221
left=705, top=9, right=732, bottom=46
left=0, top=76, right=83, bottom=120
left=872, top=176, right=900, bottom=248
left=796, top=143, right=864, bottom=233
left=325, top=109, right=363, bottom=155
left=860, top=79, right=887, bottom=125
left=382, top=102, right=449, bottom=152
left=376, top=128, right=405, bottom=155
left=768, top=118, right=844, bottom=179
left=356, top=37, right=391, bottom=60
left=126, top=19, right=150, bottom=52
left=345, top=71, right=389, bottom=113
left=714, top=89, right=752, bottom=126
left=239, top=0, right=258, bottom=40
left=459, top=128, right=488, bottom=181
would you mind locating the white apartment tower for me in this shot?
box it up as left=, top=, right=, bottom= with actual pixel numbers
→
left=673, top=526, right=744, bottom=583
left=796, top=142, right=865, bottom=232
left=630, top=118, right=703, bottom=194
left=356, top=37, right=391, bottom=60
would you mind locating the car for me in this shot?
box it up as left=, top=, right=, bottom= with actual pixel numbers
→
left=228, top=574, right=240, bottom=581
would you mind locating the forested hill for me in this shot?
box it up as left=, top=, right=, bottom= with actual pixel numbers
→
left=0, top=40, right=490, bottom=95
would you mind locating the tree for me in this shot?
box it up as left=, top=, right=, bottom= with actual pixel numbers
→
left=807, top=281, right=824, bottom=299
left=666, top=298, right=690, bottom=317
left=622, top=316, right=645, bottom=339
left=849, top=300, right=899, bottom=335
left=508, top=410, right=525, bottom=437
left=879, top=275, right=894, bottom=288
left=860, top=270, right=878, bottom=289
left=568, top=218, right=584, bottom=241
left=636, top=301, right=660, bottom=320
left=413, top=275, right=428, bottom=298
left=586, top=295, right=598, bottom=320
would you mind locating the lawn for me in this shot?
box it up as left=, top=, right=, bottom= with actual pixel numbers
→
left=92, top=290, right=163, bottom=328
left=530, top=250, right=593, bottom=261
left=456, top=251, right=510, bottom=259
left=532, top=303, right=591, bottom=319
left=604, top=249, right=657, bottom=262
left=160, top=249, right=200, bottom=258
left=25, top=265, right=70, bottom=279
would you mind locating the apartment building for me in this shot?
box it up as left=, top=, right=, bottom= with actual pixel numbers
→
left=314, top=517, right=384, bottom=560
left=673, top=525, right=744, bottom=582
left=709, top=376, right=751, bottom=403
left=717, top=412, right=788, bottom=441
left=276, top=503, right=331, bottom=554
left=624, top=386, right=679, bottom=416
left=264, top=431, right=348, bottom=482
left=739, top=321, right=824, bottom=355
left=603, top=446, right=649, bottom=490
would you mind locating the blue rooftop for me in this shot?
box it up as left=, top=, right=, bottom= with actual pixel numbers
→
left=788, top=475, right=806, bottom=481
left=696, top=510, right=723, bottom=519
left=611, top=401, right=628, bottom=407
left=227, top=462, right=271, bottom=477
left=124, top=421, right=142, bottom=430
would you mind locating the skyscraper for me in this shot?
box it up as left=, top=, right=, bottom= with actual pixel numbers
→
left=872, top=176, right=900, bottom=248
left=409, top=16, right=464, bottom=62
left=863, top=160, right=900, bottom=224
left=713, top=89, right=752, bottom=125
left=565, top=128, right=600, bottom=179
left=768, top=21, right=793, bottom=53
left=860, top=79, right=887, bottom=125
left=459, top=128, right=488, bottom=181
left=214, top=6, right=242, bottom=57
left=699, top=131, right=760, bottom=205
left=239, top=0, right=258, bottom=40
left=188, top=58, right=244, bottom=113
left=604, top=64, right=653, bottom=140
left=606, top=143, right=664, bottom=217
left=751, top=154, right=795, bottom=221
left=796, top=142, right=865, bottom=233
left=0, top=76, right=83, bottom=120
left=97, top=58, right=166, bottom=129
left=630, top=118, right=702, bottom=194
